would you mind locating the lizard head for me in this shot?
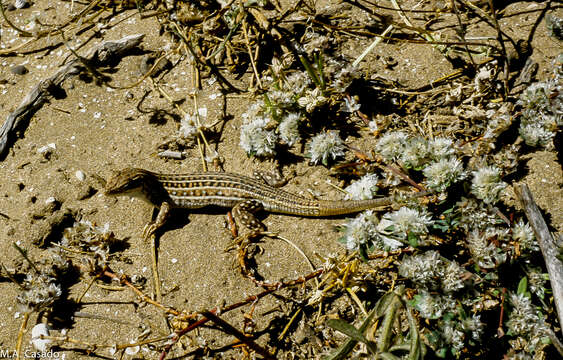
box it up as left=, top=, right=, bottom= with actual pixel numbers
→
left=104, top=168, right=155, bottom=198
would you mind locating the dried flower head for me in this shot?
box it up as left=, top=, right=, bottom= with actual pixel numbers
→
left=298, top=87, right=328, bottom=113
left=17, top=273, right=62, bottom=313
left=466, top=228, right=508, bottom=269
left=179, top=113, right=198, bottom=139
left=62, top=220, right=117, bottom=254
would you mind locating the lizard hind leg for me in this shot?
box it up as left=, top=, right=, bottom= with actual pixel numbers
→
left=253, top=169, right=288, bottom=188
left=232, top=199, right=266, bottom=232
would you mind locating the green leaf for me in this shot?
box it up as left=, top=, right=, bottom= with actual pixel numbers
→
left=407, top=231, right=418, bottom=247
left=326, top=319, right=369, bottom=344
left=517, top=276, right=528, bottom=295
left=324, top=292, right=396, bottom=360
left=359, top=245, right=370, bottom=262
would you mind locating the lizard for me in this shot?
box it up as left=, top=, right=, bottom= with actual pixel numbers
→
left=104, top=167, right=428, bottom=237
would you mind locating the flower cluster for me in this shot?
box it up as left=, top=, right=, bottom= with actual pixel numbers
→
left=16, top=248, right=70, bottom=314
left=512, top=219, right=538, bottom=253
left=517, top=56, right=562, bottom=148
left=399, top=250, right=465, bottom=293
left=466, top=228, right=508, bottom=269
left=344, top=173, right=379, bottom=200
left=375, top=132, right=466, bottom=192
left=239, top=117, right=277, bottom=157
left=62, top=220, right=118, bottom=255
left=380, top=207, right=434, bottom=240
left=470, top=166, right=507, bottom=204
left=342, top=210, right=380, bottom=251
left=307, top=131, right=346, bottom=166
left=239, top=49, right=362, bottom=160
left=506, top=293, right=548, bottom=353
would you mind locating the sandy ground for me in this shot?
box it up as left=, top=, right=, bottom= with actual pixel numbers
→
left=0, top=1, right=561, bottom=359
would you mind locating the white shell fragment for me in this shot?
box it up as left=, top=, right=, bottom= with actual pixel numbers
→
left=75, top=170, right=86, bottom=181
left=31, top=323, right=51, bottom=352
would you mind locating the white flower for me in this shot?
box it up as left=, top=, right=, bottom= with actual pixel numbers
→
left=400, top=136, right=429, bottom=168
left=278, top=112, right=301, bottom=146
left=441, top=261, right=465, bottom=293
left=375, top=131, right=408, bottom=161
left=466, top=228, right=507, bottom=269
left=344, top=174, right=378, bottom=200
left=368, top=120, right=379, bottom=133
left=471, top=166, right=507, bottom=204
left=307, top=131, right=346, bottom=165
left=512, top=219, right=538, bottom=252
left=507, top=293, right=545, bottom=336
left=462, top=315, right=485, bottom=341
left=382, top=207, right=433, bottom=238
left=239, top=117, right=277, bottom=157
left=399, top=251, right=443, bottom=289
left=423, top=158, right=466, bottom=192
left=428, top=137, right=455, bottom=160
left=343, top=210, right=379, bottom=250
left=284, top=72, right=311, bottom=94
left=519, top=122, right=555, bottom=147
left=411, top=291, right=455, bottom=319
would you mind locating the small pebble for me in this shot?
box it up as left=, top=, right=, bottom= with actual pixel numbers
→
left=10, top=64, right=28, bottom=75
left=45, top=196, right=57, bottom=204
left=37, top=143, right=56, bottom=154
left=125, top=343, right=140, bottom=355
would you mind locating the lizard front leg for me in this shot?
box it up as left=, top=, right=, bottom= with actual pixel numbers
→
left=142, top=201, right=172, bottom=239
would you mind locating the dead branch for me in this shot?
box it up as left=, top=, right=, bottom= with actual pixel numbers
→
left=514, top=183, right=563, bottom=338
